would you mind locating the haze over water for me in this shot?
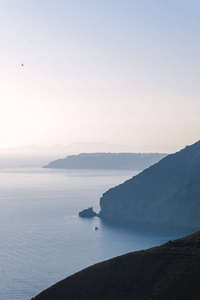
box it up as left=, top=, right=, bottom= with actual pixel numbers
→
left=0, top=165, right=194, bottom=300
left=1, top=1, right=200, bottom=150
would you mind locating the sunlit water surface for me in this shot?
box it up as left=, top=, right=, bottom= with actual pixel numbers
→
left=0, top=168, right=194, bottom=300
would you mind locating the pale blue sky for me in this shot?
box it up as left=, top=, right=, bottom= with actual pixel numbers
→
left=0, top=0, right=200, bottom=149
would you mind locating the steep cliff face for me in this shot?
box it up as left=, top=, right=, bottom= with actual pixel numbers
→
left=99, top=140, right=200, bottom=228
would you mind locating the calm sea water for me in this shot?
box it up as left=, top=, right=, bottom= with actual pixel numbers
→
left=0, top=167, right=194, bottom=300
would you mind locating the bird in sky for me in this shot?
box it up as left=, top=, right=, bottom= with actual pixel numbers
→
left=21, top=63, right=24, bottom=66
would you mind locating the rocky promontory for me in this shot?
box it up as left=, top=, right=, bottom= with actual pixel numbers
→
left=99, top=140, right=200, bottom=228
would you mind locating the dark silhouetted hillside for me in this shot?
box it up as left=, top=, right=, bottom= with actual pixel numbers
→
left=32, top=230, right=200, bottom=300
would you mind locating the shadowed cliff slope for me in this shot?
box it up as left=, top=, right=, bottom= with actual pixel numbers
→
left=32, top=230, right=200, bottom=300
left=99, top=140, right=200, bottom=228
left=43, top=153, right=166, bottom=170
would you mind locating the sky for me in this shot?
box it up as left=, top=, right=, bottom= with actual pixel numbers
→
left=0, top=0, right=200, bottom=150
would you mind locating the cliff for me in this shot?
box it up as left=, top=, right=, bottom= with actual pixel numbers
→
left=99, top=140, right=200, bottom=228
left=32, top=230, right=200, bottom=300
left=43, top=152, right=167, bottom=170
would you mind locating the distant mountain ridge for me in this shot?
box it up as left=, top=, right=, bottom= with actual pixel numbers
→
left=0, top=142, right=181, bottom=154
left=43, top=152, right=167, bottom=170
left=99, top=140, right=200, bottom=228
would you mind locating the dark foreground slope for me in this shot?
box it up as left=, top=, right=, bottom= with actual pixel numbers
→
left=43, top=152, right=166, bottom=170
left=32, top=230, right=200, bottom=300
left=99, top=140, right=200, bottom=228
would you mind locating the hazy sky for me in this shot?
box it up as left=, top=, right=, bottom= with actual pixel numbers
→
left=1, top=0, right=200, bottom=149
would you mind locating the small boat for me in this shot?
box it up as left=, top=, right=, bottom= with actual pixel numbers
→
left=93, top=226, right=98, bottom=230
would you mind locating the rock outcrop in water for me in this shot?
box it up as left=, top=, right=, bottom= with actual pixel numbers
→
left=99, top=140, right=200, bottom=228
left=32, top=230, right=200, bottom=300
left=43, top=152, right=167, bottom=170
left=79, top=207, right=97, bottom=218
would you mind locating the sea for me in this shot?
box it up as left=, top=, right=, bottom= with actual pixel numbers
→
left=0, top=165, right=194, bottom=300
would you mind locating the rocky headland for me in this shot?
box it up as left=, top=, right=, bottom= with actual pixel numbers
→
left=99, top=140, right=200, bottom=228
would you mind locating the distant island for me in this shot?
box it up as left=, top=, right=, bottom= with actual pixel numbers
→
left=32, top=230, right=200, bottom=300
left=43, top=152, right=167, bottom=170
left=99, top=140, right=200, bottom=228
